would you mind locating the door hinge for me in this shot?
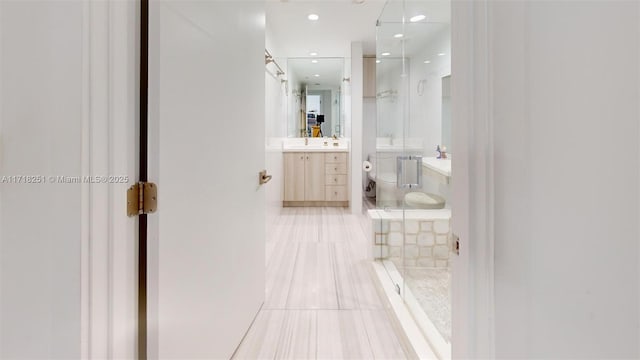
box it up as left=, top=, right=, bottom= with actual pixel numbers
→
left=452, top=233, right=460, bottom=256
left=127, top=182, right=158, bottom=217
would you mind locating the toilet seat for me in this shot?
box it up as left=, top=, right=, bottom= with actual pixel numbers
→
left=404, top=192, right=446, bottom=209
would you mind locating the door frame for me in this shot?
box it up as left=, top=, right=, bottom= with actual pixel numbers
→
left=75, top=0, right=500, bottom=358
left=451, top=0, right=495, bottom=358
left=80, top=1, right=138, bottom=358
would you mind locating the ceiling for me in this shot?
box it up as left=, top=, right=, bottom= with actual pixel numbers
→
left=266, top=0, right=451, bottom=58
left=377, top=21, right=449, bottom=57
left=266, top=0, right=386, bottom=57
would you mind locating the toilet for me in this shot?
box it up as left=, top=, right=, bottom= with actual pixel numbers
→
left=366, top=153, right=404, bottom=207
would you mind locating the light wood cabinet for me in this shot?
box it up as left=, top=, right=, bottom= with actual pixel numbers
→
left=325, top=163, right=347, bottom=175
left=363, top=57, right=377, bottom=98
left=325, top=185, right=348, bottom=202
left=284, top=153, right=305, bottom=201
left=324, top=151, right=348, bottom=201
left=304, top=153, right=325, bottom=201
left=283, top=151, right=348, bottom=206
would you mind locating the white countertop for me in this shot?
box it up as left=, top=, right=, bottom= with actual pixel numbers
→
left=422, top=157, right=451, bottom=177
left=282, top=138, right=349, bottom=152
left=282, top=145, right=349, bottom=152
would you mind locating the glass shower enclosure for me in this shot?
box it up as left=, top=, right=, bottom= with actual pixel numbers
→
left=372, top=0, right=452, bottom=357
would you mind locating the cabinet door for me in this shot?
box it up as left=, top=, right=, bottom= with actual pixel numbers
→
left=304, top=153, right=325, bottom=201
left=324, top=152, right=347, bottom=163
left=284, top=152, right=305, bottom=201
left=325, top=185, right=348, bottom=201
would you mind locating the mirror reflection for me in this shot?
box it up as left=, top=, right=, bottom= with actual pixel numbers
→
left=287, top=58, right=344, bottom=138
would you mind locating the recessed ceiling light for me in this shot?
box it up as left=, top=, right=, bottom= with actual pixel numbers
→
left=394, top=33, right=404, bottom=38
left=381, top=52, right=391, bottom=56
left=311, top=59, right=318, bottom=63
left=409, top=14, right=426, bottom=22
left=307, top=14, right=319, bottom=21
left=309, top=52, right=318, bottom=56
left=376, top=60, right=381, bottom=63
left=438, top=53, right=446, bottom=56
left=314, top=74, right=320, bottom=77
left=424, top=60, right=431, bottom=64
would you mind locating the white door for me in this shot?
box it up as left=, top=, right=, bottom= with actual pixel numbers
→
left=147, top=1, right=266, bottom=358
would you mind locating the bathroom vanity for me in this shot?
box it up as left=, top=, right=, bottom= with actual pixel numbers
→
left=282, top=140, right=349, bottom=207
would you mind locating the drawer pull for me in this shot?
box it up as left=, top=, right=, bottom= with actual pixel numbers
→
left=334, top=179, right=337, bottom=182
left=334, top=167, right=337, bottom=171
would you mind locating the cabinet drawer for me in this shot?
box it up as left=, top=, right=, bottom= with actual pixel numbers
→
left=325, top=174, right=347, bottom=185
left=325, top=185, right=348, bottom=201
left=325, top=152, right=347, bottom=163
left=325, top=163, right=347, bottom=175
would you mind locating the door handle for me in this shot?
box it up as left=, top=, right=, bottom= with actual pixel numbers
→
left=259, top=170, right=272, bottom=185
left=396, top=155, right=422, bottom=189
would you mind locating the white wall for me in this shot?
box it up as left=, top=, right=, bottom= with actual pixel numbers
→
left=375, top=58, right=404, bottom=140
left=409, top=28, right=451, bottom=158
left=350, top=43, right=363, bottom=214
left=265, top=29, right=286, bottom=235
left=455, top=1, right=640, bottom=358
left=363, top=97, right=377, bottom=189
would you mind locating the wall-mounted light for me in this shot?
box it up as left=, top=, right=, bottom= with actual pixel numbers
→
left=409, top=14, right=426, bottom=22
left=394, top=33, right=404, bottom=38
left=381, top=52, right=391, bottom=56
left=307, top=14, right=319, bottom=21
left=309, top=52, right=318, bottom=56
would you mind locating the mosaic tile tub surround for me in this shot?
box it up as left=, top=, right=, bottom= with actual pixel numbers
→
left=369, top=209, right=452, bottom=268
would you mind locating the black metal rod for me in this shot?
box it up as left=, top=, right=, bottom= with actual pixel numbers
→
left=138, top=0, right=149, bottom=359
left=140, top=0, right=148, bottom=182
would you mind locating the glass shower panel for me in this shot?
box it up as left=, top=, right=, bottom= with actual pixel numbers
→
left=376, top=0, right=453, bottom=353
left=405, top=17, right=453, bottom=348
left=375, top=1, right=411, bottom=293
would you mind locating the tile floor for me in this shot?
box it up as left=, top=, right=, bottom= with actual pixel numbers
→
left=233, top=207, right=410, bottom=359
left=403, top=268, right=451, bottom=343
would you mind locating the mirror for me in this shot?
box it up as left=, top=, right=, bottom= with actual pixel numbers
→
left=287, top=58, right=344, bottom=138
